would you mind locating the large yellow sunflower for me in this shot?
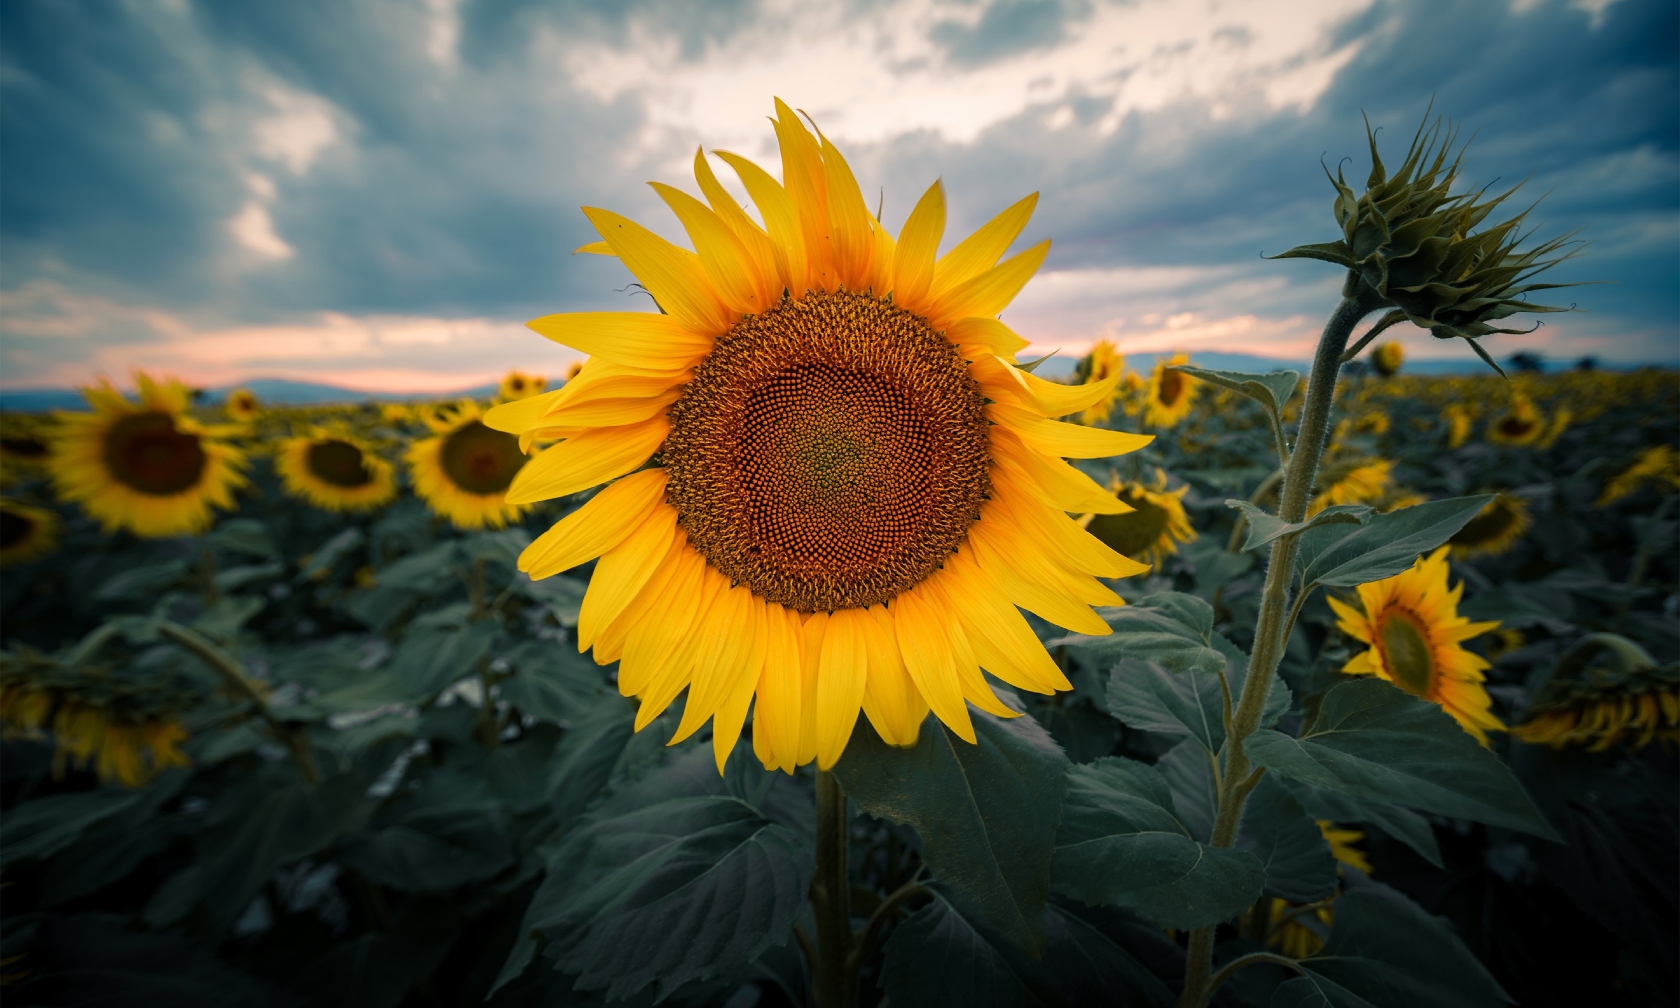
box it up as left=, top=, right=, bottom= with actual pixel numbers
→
left=0, top=499, right=59, bottom=566
left=49, top=374, right=246, bottom=538
left=499, top=370, right=547, bottom=401
left=277, top=429, right=397, bottom=512
left=1328, top=546, right=1504, bottom=744
left=1074, top=340, right=1126, bottom=425
left=1448, top=493, right=1530, bottom=558
left=1142, top=353, right=1198, bottom=427
left=407, top=400, right=530, bottom=529
left=1080, top=470, right=1196, bottom=569
left=487, top=99, right=1149, bottom=773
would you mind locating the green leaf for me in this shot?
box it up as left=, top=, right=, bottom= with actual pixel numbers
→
left=1297, top=496, right=1493, bottom=588
left=880, top=889, right=1180, bottom=1008
left=1244, top=679, right=1557, bottom=839
left=95, top=560, right=189, bottom=601
left=1170, top=365, right=1301, bottom=419
left=0, top=789, right=142, bottom=863
left=338, top=772, right=514, bottom=891
left=497, top=641, right=610, bottom=725
left=315, top=618, right=498, bottom=711
left=39, top=770, right=190, bottom=905
left=1238, top=775, right=1337, bottom=903
left=1282, top=779, right=1443, bottom=869
left=514, top=795, right=811, bottom=1002
left=1267, top=241, right=1357, bottom=267
left=297, top=902, right=462, bottom=1008
left=545, top=691, right=637, bottom=822
left=1104, top=659, right=1226, bottom=752
left=1227, top=501, right=1371, bottom=552
left=1053, top=757, right=1265, bottom=929
left=1277, top=885, right=1512, bottom=1007
left=204, top=518, right=279, bottom=559
left=834, top=705, right=1070, bottom=951
left=1051, top=592, right=1226, bottom=677
left=298, top=528, right=364, bottom=582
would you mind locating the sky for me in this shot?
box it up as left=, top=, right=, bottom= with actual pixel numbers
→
left=1, top=0, right=1675, bottom=392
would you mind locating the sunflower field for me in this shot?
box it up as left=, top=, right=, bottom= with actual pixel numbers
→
left=1, top=104, right=1677, bottom=1008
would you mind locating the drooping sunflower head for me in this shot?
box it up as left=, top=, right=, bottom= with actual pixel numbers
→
left=1513, top=635, right=1679, bottom=751
left=1073, top=340, right=1126, bottom=425
left=1448, top=492, right=1530, bottom=558
left=224, top=387, right=260, bottom=422
left=499, top=370, right=547, bottom=402
left=1371, top=341, right=1405, bottom=377
left=1595, top=444, right=1680, bottom=507
left=1442, top=403, right=1473, bottom=448
left=277, top=428, right=397, bottom=513
left=1485, top=394, right=1544, bottom=447
left=485, top=99, right=1151, bottom=772
left=0, top=499, right=60, bottom=566
left=1082, top=470, right=1196, bottom=569
left=48, top=373, right=246, bottom=538
left=1328, top=546, right=1504, bottom=744
left=1143, top=354, right=1198, bottom=427
left=407, top=400, right=530, bottom=530
left=1310, top=458, right=1393, bottom=516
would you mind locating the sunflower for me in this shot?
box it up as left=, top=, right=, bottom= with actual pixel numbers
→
left=0, top=687, right=190, bottom=788
left=407, top=400, right=530, bottom=529
left=1512, top=638, right=1679, bottom=751
left=1309, top=458, right=1393, bottom=516
left=48, top=374, right=246, bottom=538
left=1328, top=546, right=1504, bottom=744
left=0, top=499, right=59, bottom=566
left=1485, top=393, right=1544, bottom=447
left=1536, top=407, right=1572, bottom=449
left=1448, top=493, right=1530, bottom=558
left=380, top=402, right=413, bottom=424
left=1486, top=627, right=1526, bottom=661
left=1142, top=353, right=1198, bottom=426
left=224, top=387, right=260, bottom=422
left=1371, top=340, right=1404, bottom=377
left=499, top=370, right=547, bottom=402
left=486, top=99, right=1149, bottom=773
left=1442, top=403, right=1472, bottom=449
left=277, top=429, right=397, bottom=512
left=1080, top=470, right=1196, bottom=569
left=1073, top=340, right=1126, bottom=425
left=0, top=414, right=54, bottom=473
left=1595, top=444, right=1680, bottom=507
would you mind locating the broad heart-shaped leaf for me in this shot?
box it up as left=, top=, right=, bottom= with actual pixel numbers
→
left=0, top=789, right=142, bottom=863
left=1227, top=502, right=1371, bottom=553
left=881, top=888, right=1180, bottom=1008
left=337, top=770, right=514, bottom=891
left=1105, top=645, right=1288, bottom=754
left=1297, top=496, right=1493, bottom=588
left=496, top=640, right=611, bottom=725
left=1244, top=679, right=1557, bottom=839
left=1051, top=592, right=1225, bottom=677
left=1053, top=757, right=1264, bottom=929
left=1237, top=774, right=1337, bottom=903
left=1272, top=884, right=1511, bottom=1008
left=834, top=705, right=1069, bottom=952
left=1281, top=779, right=1443, bottom=869
left=312, top=616, right=498, bottom=711
left=1170, top=365, right=1301, bottom=419
left=515, top=796, right=811, bottom=1002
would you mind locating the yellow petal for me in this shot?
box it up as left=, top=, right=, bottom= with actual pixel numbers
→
left=969, top=525, right=1111, bottom=635
left=859, top=604, right=928, bottom=746
left=930, top=239, right=1050, bottom=327
left=892, top=180, right=945, bottom=315
left=577, top=506, right=678, bottom=652
left=632, top=564, right=728, bottom=729
left=816, top=607, right=870, bottom=769
left=977, top=509, right=1121, bottom=607
left=796, top=610, right=828, bottom=767
left=917, top=577, right=1020, bottom=719
left=536, top=389, right=681, bottom=430
left=945, top=317, right=1030, bottom=361
left=988, top=430, right=1129, bottom=515
left=692, top=147, right=781, bottom=299
left=582, top=206, right=735, bottom=336
left=671, top=583, right=759, bottom=745
left=971, top=353, right=1123, bottom=418
left=990, top=466, right=1149, bottom=579
left=715, top=150, right=807, bottom=295
left=818, top=131, right=877, bottom=292
left=518, top=468, right=670, bottom=579
left=930, top=192, right=1038, bottom=299
left=526, top=312, right=710, bottom=370
left=483, top=388, right=569, bottom=435
left=754, top=603, right=806, bottom=773
left=574, top=241, right=614, bottom=256
left=772, top=99, right=834, bottom=291
left=650, top=181, right=770, bottom=315
left=712, top=597, right=770, bottom=773
left=504, top=416, right=669, bottom=505
left=613, top=542, right=706, bottom=693
left=890, top=588, right=976, bottom=743
left=988, top=401, right=1153, bottom=459
left=943, top=547, right=1072, bottom=694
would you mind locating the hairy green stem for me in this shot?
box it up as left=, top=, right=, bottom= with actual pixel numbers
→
left=1179, top=293, right=1372, bottom=1008
left=812, top=771, right=855, bottom=1008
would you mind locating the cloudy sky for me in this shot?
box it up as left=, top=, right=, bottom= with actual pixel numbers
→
left=2, top=0, right=1674, bottom=391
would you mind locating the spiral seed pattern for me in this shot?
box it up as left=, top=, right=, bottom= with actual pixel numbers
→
left=664, top=289, right=991, bottom=612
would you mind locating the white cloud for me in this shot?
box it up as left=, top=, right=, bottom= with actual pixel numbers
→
left=227, top=200, right=294, bottom=259
left=253, top=85, right=340, bottom=175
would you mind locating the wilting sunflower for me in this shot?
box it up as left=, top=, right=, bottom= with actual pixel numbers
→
left=277, top=429, right=397, bottom=512
left=1448, top=493, right=1530, bottom=558
left=1142, top=353, right=1198, bottom=426
left=1485, top=393, right=1544, bottom=447
left=1329, top=546, right=1503, bottom=744
left=408, top=400, right=531, bottom=529
left=1442, top=403, right=1472, bottom=449
left=487, top=99, right=1149, bottom=773
left=1073, top=340, right=1126, bottom=425
left=0, top=499, right=59, bottom=566
left=1596, top=444, right=1680, bottom=507
left=1513, top=635, right=1679, bottom=751
left=1080, top=470, right=1196, bottom=569
left=499, top=370, right=547, bottom=401
left=1309, top=458, right=1393, bottom=516
left=223, top=387, right=260, bottom=422
left=48, top=374, right=246, bottom=538
left=0, top=686, right=190, bottom=788
left=1371, top=341, right=1404, bottom=377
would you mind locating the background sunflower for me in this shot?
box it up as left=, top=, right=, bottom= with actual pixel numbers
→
left=1080, top=470, right=1196, bottom=569
left=1143, top=353, right=1198, bottom=426
left=0, top=499, right=59, bottom=566
left=407, top=400, right=530, bottom=529
left=277, top=429, right=397, bottom=513
left=1449, top=493, right=1531, bottom=558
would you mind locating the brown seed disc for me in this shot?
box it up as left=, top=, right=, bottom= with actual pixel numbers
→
left=663, top=289, right=991, bottom=613
left=1156, top=370, right=1185, bottom=407
left=441, top=421, right=526, bottom=495
left=103, top=412, right=207, bottom=495
left=307, top=439, right=374, bottom=488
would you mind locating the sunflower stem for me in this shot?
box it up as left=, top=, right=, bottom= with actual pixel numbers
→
left=812, top=770, right=855, bottom=1008
left=1179, top=292, right=1372, bottom=1008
